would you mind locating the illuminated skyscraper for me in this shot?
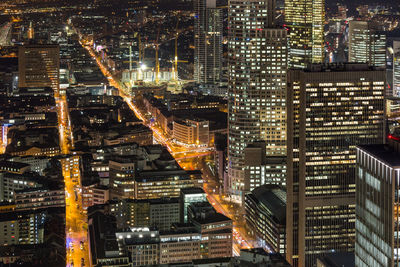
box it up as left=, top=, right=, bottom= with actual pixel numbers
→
left=286, top=63, right=385, bottom=266
left=194, top=0, right=223, bottom=92
left=228, top=0, right=287, bottom=202
left=393, top=40, right=400, bottom=96
left=355, top=138, right=400, bottom=267
left=348, top=21, right=386, bottom=68
left=285, top=0, right=325, bottom=68
left=18, top=45, right=60, bottom=97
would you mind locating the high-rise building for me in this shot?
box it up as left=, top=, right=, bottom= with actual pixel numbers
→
left=18, top=45, right=60, bottom=97
left=285, top=0, right=325, bottom=68
left=355, top=138, right=400, bottom=267
left=286, top=63, right=385, bottom=266
left=393, top=40, right=400, bottom=96
left=194, top=0, right=223, bottom=92
left=348, top=21, right=386, bottom=68
left=228, top=0, right=287, bottom=202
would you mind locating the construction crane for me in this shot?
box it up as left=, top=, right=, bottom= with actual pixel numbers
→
left=172, top=19, right=189, bottom=80
left=174, top=19, right=179, bottom=81
left=155, top=28, right=160, bottom=84
left=138, top=34, right=142, bottom=65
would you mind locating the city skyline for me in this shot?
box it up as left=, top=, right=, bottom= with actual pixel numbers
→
left=0, top=0, right=399, bottom=267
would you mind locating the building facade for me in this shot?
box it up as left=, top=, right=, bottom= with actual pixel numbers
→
left=348, top=21, right=386, bottom=68
left=81, top=184, right=109, bottom=211
left=180, top=187, right=207, bottom=223
left=245, top=185, right=286, bottom=255
left=14, top=187, right=65, bottom=210
left=286, top=64, right=385, bottom=266
left=393, top=40, right=400, bottom=97
left=0, top=172, right=42, bottom=202
left=110, top=199, right=150, bottom=229
left=134, top=170, right=203, bottom=200
left=117, top=229, right=160, bottom=266
left=285, top=0, right=325, bottom=68
left=18, top=45, right=60, bottom=97
left=159, top=230, right=201, bottom=264
left=9, top=156, right=50, bottom=176
left=188, top=202, right=233, bottom=259
left=173, top=118, right=210, bottom=146
left=243, top=141, right=287, bottom=191
left=194, top=0, right=222, bottom=88
left=109, top=198, right=180, bottom=231
left=0, top=210, right=46, bottom=246
left=228, top=0, right=287, bottom=202
left=109, top=160, right=136, bottom=199
left=355, top=140, right=400, bottom=267
left=149, top=198, right=180, bottom=231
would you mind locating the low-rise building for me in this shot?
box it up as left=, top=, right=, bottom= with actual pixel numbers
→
left=243, top=142, right=286, bottom=191
left=14, top=187, right=65, bottom=211
left=159, top=226, right=202, bottom=264
left=134, top=170, right=203, bottom=200
left=173, top=118, right=209, bottom=146
left=116, top=228, right=160, bottom=266
left=81, top=183, right=109, bottom=211
left=180, top=187, right=207, bottom=223
left=103, top=124, right=153, bottom=146
left=188, top=202, right=233, bottom=259
left=0, top=161, right=31, bottom=174
left=149, top=198, right=180, bottom=231
left=88, top=211, right=129, bottom=267
left=7, top=145, right=60, bottom=157
left=108, top=147, right=202, bottom=200
left=245, top=185, right=286, bottom=255
left=0, top=172, right=44, bottom=202
left=9, top=156, right=50, bottom=176
left=106, top=198, right=180, bottom=231
left=0, top=209, right=47, bottom=246
left=232, top=248, right=291, bottom=267
left=89, top=199, right=233, bottom=265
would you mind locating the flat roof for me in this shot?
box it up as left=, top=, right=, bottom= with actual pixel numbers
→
left=0, top=160, right=30, bottom=170
left=193, top=212, right=232, bottom=225
left=318, top=252, right=355, bottom=267
left=180, top=187, right=205, bottom=195
left=358, top=144, right=400, bottom=168
left=247, top=185, right=286, bottom=224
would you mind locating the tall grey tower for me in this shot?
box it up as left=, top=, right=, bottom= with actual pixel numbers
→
left=227, top=0, right=288, bottom=202
left=394, top=40, right=400, bottom=96
left=348, top=20, right=386, bottom=68
left=194, top=0, right=223, bottom=94
left=285, top=0, right=325, bottom=68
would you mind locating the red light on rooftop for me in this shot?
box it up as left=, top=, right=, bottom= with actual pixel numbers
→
left=388, top=134, right=400, bottom=141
